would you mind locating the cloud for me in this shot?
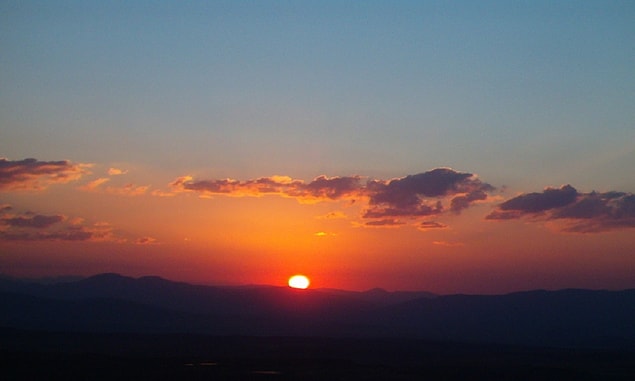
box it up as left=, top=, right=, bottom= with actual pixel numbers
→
left=105, top=183, right=149, bottom=196
left=0, top=223, right=110, bottom=242
left=1, top=214, right=65, bottom=228
left=364, top=168, right=494, bottom=219
left=450, top=190, right=488, bottom=213
left=418, top=221, right=448, bottom=231
left=432, top=240, right=464, bottom=247
left=79, top=177, right=149, bottom=196
left=363, top=200, right=443, bottom=219
left=497, top=185, right=578, bottom=213
left=150, top=189, right=177, bottom=197
left=291, top=175, right=364, bottom=201
left=170, top=168, right=495, bottom=227
left=365, top=218, right=405, bottom=227
left=487, top=186, right=635, bottom=233
left=316, top=211, right=347, bottom=220
left=0, top=206, right=118, bottom=242
left=40, top=227, right=95, bottom=241
left=134, top=236, right=159, bottom=245
left=171, top=174, right=365, bottom=201
left=0, top=158, right=91, bottom=191
left=79, top=177, right=110, bottom=191
left=108, top=167, right=128, bottom=176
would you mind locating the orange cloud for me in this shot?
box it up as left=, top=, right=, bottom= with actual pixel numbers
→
left=79, top=177, right=110, bottom=191
left=105, top=183, right=149, bottom=196
left=79, top=178, right=149, bottom=196
left=171, top=174, right=365, bottom=201
left=432, top=240, right=464, bottom=247
left=107, top=167, right=128, bottom=176
left=134, top=236, right=159, bottom=245
left=151, top=189, right=177, bottom=197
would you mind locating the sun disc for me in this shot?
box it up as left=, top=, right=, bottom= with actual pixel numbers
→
left=288, top=275, right=310, bottom=289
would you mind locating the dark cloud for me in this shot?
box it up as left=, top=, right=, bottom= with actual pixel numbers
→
left=496, top=185, right=578, bottom=213
left=43, top=227, right=96, bottom=241
left=451, top=190, right=488, bottom=213
left=419, top=221, right=447, bottom=230
left=1, top=214, right=64, bottom=228
left=365, top=219, right=404, bottom=227
left=484, top=209, right=523, bottom=220
left=0, top=226, right=94, bottom=242
left=0, top=207, right=117, bottom=242
left=365, top=168, right=493, bottom=219
left=368, top=168, right=474, bottom=202
left=555, top=192, right=635, bottom=233
left=0, top=158, right=90, bottom=191
left=363, top=200, right=443, bottom=219
left=292, top=175, right=363, bottom=200
left=553, top=191, right=630, bottom=219
left=0, top=231, right=32, bottom=241
left=180, top=178, right=251, bottom=194
left=487, top=186, right=635, bottom=233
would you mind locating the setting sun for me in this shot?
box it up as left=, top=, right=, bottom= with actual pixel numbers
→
left=288, top=275, right=310, bottom=289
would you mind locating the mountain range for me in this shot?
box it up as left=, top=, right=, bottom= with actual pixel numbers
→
left=1, top=273, right=634, bottom=348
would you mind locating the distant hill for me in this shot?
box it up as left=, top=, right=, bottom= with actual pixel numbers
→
left=1, top=273, right=634, bottom=348
left=363, top=289, right=635, bottom=347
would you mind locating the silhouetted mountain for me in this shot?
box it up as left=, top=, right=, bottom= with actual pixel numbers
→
left=1, top=274, right=634, bottom=348
left=364, top=289, right=635, bottom=346
left=318, top=287, right=436, bottom=306
left=0, top=292, right=187, bottom=333
left=12, top=273, right=379, bottom=319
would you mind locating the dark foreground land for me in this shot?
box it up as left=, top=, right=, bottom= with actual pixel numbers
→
left=2, top=328, right=634, bottom=381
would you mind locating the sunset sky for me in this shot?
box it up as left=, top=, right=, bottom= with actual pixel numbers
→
left=2, top=1, right=634, bottom=294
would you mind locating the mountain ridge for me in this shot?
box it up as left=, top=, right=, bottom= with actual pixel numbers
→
left=1, top=273, right=633, bottom=348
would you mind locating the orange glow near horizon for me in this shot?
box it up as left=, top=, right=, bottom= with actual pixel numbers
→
left=2, top=162, right=635, bottom=294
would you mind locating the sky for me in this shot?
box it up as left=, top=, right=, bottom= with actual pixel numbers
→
left=1, top=1, right=634, bottom=294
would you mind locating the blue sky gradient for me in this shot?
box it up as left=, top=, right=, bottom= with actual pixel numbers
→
left=2, top=1, right=634, bottom=292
